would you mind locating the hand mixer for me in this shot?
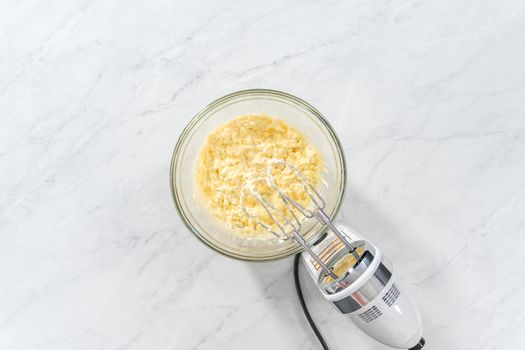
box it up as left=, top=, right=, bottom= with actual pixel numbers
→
left=240, top=160, right=425, bottom=350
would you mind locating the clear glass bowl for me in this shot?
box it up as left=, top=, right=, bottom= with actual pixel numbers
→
left=170, top=89, right=347, bottom=261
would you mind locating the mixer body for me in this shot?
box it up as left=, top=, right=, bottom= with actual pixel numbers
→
left=349, top=278, right=424, bottom=349
left=301, top=225, right=424, bottom=350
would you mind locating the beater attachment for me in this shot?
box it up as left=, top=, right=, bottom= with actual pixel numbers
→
left=240, top=160, right=360, bottom=279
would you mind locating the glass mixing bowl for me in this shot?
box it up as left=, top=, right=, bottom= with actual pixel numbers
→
left=170, top=89, right=347, bottom=261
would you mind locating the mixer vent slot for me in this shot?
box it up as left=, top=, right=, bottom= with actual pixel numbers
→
left=357, top=306, right=382, bottom=323
left=382, top=283, right=400, bottom=307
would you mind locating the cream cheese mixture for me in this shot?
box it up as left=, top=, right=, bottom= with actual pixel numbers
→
left=196, top=114, right=322, bottom=237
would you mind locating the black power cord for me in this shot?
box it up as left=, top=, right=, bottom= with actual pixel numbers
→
left=293, top=254, right=330, bottom=350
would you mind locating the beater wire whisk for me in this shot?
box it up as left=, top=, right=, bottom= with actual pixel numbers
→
left=240, top=160, right=360, bottom=279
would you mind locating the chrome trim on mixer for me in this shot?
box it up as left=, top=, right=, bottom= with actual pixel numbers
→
left=332, top=260, right=392, bottom=313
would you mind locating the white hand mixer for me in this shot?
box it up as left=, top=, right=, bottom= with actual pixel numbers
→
left=240, top=160, right=424, bottom=350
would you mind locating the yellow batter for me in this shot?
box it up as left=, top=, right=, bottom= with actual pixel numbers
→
left=196, top=114, right=322, bottom=238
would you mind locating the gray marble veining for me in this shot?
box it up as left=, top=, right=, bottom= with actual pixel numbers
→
left=1, top=0, right=525, bottom=349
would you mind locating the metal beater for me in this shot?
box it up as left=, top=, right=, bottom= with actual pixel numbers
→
left=240, top=160, right=359, bottom=279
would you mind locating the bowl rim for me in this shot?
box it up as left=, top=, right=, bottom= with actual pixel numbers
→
left=170, top=88, right=347, bottom=261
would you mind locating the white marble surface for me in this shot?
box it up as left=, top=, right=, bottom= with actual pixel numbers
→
left=1, top=0, right=525, bottom=349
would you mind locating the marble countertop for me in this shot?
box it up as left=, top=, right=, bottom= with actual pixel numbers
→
left=2, top=1, right=525, bottom=349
